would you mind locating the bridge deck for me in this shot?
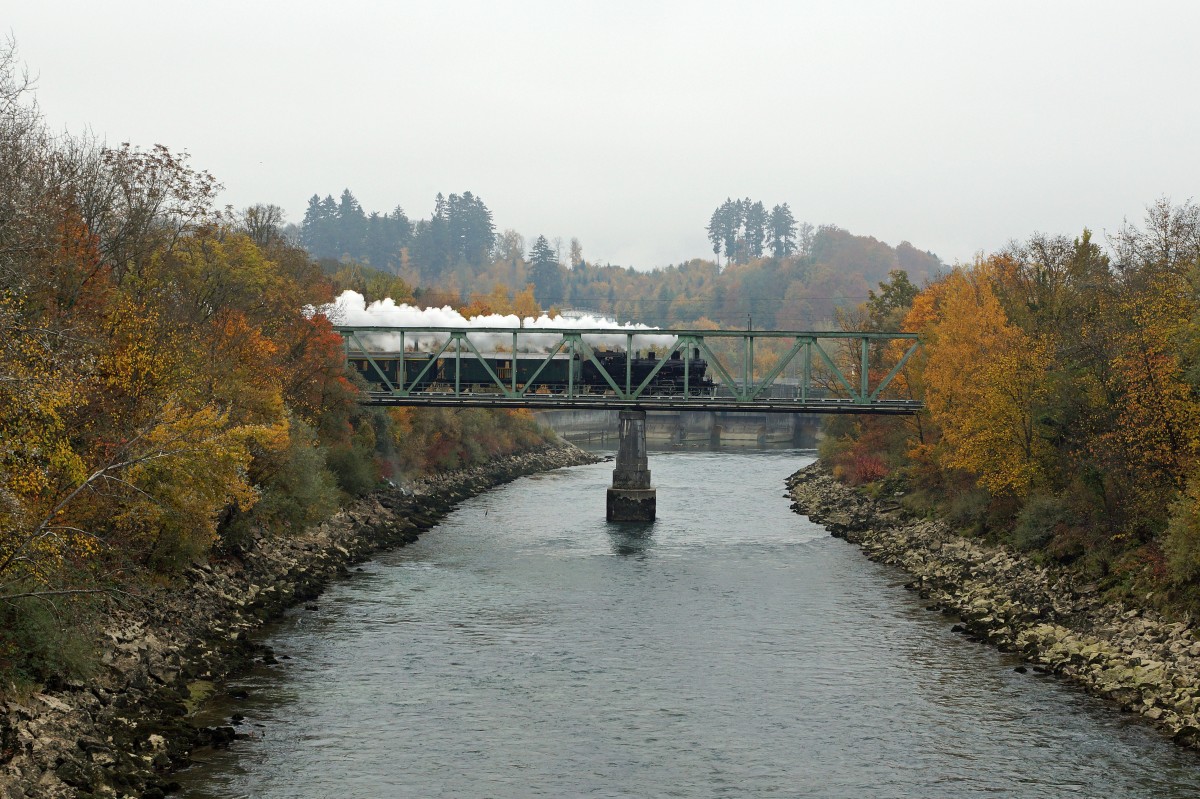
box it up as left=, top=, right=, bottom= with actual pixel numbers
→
left=359, top=392, right=921, bottom=414
left=337, top=325, right=923, bottom=415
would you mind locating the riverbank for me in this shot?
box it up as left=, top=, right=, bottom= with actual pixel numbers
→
left=0, top=441, right=598, bottom=799
left=788, top=462, right=1200, bottom=751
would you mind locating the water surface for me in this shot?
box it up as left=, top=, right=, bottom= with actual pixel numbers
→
left=178, top=449, right=1200, bottom=797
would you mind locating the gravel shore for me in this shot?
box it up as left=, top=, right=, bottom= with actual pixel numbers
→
left=788, top=462, right=1200, bottom=752
left=0, top=441, right=598, bottom=799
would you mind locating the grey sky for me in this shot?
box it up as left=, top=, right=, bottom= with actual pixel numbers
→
left=8, top=1, right=1199, bottom=270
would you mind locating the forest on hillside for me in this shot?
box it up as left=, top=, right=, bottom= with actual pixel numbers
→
left=0, top=46, right=553, bottom=686
left=17, top=16, right=1200, bottom=698
left=823, top=204, right=1200, bottom=610
left=298, top=188, right=943, bottom=330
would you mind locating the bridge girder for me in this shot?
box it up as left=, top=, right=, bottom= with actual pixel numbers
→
left=335, top=325, right=923, bottom=414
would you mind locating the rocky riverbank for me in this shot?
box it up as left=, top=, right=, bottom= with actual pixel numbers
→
left=0, top=441, right=598, bottom=799
left=788, top=462, right=1200, bottom=751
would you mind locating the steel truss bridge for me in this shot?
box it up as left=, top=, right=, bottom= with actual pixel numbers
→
left=337, top=326, right=923, bottom=415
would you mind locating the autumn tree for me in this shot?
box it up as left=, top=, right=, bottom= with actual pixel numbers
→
left=240, top=203, right=286, bottom=248
left=922, top=268, right=1053, bottom=497
left=865, top=269, right=919, bottom=331
left=86, top=144, right=221, bottom=281
left=1100, top=202, right=1200, bottom=530
left=512, top=284, right=541, bottom=319
left=0, top=43, right=567, bottom=688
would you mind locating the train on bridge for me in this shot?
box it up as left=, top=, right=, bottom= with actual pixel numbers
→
left=348, top=348, right=715, bottom=395
left=337, top=324, right=923, bottom=413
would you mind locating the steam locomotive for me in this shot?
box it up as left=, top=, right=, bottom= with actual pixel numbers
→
left=348, top=348, right=715, bottom=395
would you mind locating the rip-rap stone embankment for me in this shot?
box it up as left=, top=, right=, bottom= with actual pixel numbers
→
left=788, top=463, right=1200, bottom=751
left=0, top=442, right=598, bottom=799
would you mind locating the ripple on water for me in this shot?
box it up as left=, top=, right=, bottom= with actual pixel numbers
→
left=178, top=450, right=1200, bottom=799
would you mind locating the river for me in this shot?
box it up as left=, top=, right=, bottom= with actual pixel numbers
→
left=177, top=448, right=1200, bottom=798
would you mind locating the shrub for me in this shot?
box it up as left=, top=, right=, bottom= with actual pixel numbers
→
left=1045, top=524, right=1093, bottom=565
left=0, top=595, right=97, bottom=687
left=145, top=524, right=214, bottom=574
left=818, top=433, right=852, bottom=464
left=1110, top=542, right=1169, bottom=594
left=324, top=413, right=384, bottom=496
left=326, top=443, right=379, bottom=496
left=1008, top=493, right=1069, bottom=552
left=1164, top=476, right=1200, bottom=584
left=944, top=488, right=990, bottom=535
left=220, top=418, right=342, bottom=550
left=848, top=453, right=889, bottom=485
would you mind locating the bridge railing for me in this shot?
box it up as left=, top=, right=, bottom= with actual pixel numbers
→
left=335, top=326, right=922, bottom=413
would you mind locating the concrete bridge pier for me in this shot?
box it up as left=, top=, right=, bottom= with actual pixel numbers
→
left=607, top=409, right=656, bottom=522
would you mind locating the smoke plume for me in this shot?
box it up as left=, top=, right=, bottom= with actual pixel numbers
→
left=325, top=291, right=677, bottom=353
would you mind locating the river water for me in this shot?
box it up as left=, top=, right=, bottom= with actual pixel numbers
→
left=177, top=449, right=1200, bottom=798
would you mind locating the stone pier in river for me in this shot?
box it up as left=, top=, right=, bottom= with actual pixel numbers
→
left=607, top=409, right=656, bottom=521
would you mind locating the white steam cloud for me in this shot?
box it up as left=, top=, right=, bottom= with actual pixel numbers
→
left=326, top=291, right=677, bottom=353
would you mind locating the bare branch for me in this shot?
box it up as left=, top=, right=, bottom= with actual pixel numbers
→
left=0, top=587, right=140, bottom=603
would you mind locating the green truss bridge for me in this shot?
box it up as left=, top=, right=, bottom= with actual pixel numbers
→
left=337, top=326, right=922, bottom=415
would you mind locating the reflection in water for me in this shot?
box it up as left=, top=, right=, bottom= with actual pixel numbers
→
left=177, top=449, right=1200, bottom=799
left=607, top=521, right=656, bottom=556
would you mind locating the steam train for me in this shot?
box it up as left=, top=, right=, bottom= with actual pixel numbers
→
left=348, top=348, right=715, bottom=395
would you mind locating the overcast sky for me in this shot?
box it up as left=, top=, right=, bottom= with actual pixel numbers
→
left=8, top=1, right=1199, bottom=269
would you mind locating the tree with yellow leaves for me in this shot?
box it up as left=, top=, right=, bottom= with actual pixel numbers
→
left=921, top=268, right=1053, bottom=497
left=511, top=283, right=541, bottom=320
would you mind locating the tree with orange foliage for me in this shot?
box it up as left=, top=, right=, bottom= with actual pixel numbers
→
left=511, top=284, right=541, bottom=320
left=1098, top=273, right=1200, bottom=527
left=921, top=269, right=1053, bottom=497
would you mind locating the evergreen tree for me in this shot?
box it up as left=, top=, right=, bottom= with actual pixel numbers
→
left=720, top=198, right=743, bottom=264
left=744, top=200, right=767, bottom=259
left=447, top=191, right=495, bottom=267
left=300, top=194, right=327, bottom=257
left=528, top=234, right=563, bottom=307
left=705, top=198, right=745, bottom=265
left=768, top=203, right=798, bottom=258
left=363, top=212, right=390, bottom=269
left=318, top=194, right=338, bottom=256
left=336, top=189, right=366, bottom=258
left=706, top=206, right=723, bottom=267
left=299, top=190, right=413, bottom=270
left=412, top=193, right=452, bottom=278
left=407, top=191, right=494, bottom=277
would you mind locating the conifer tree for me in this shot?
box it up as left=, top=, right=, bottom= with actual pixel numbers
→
left=528, top=235, right=563, bottom=306
left=768, top=203, right=798, bottom=258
